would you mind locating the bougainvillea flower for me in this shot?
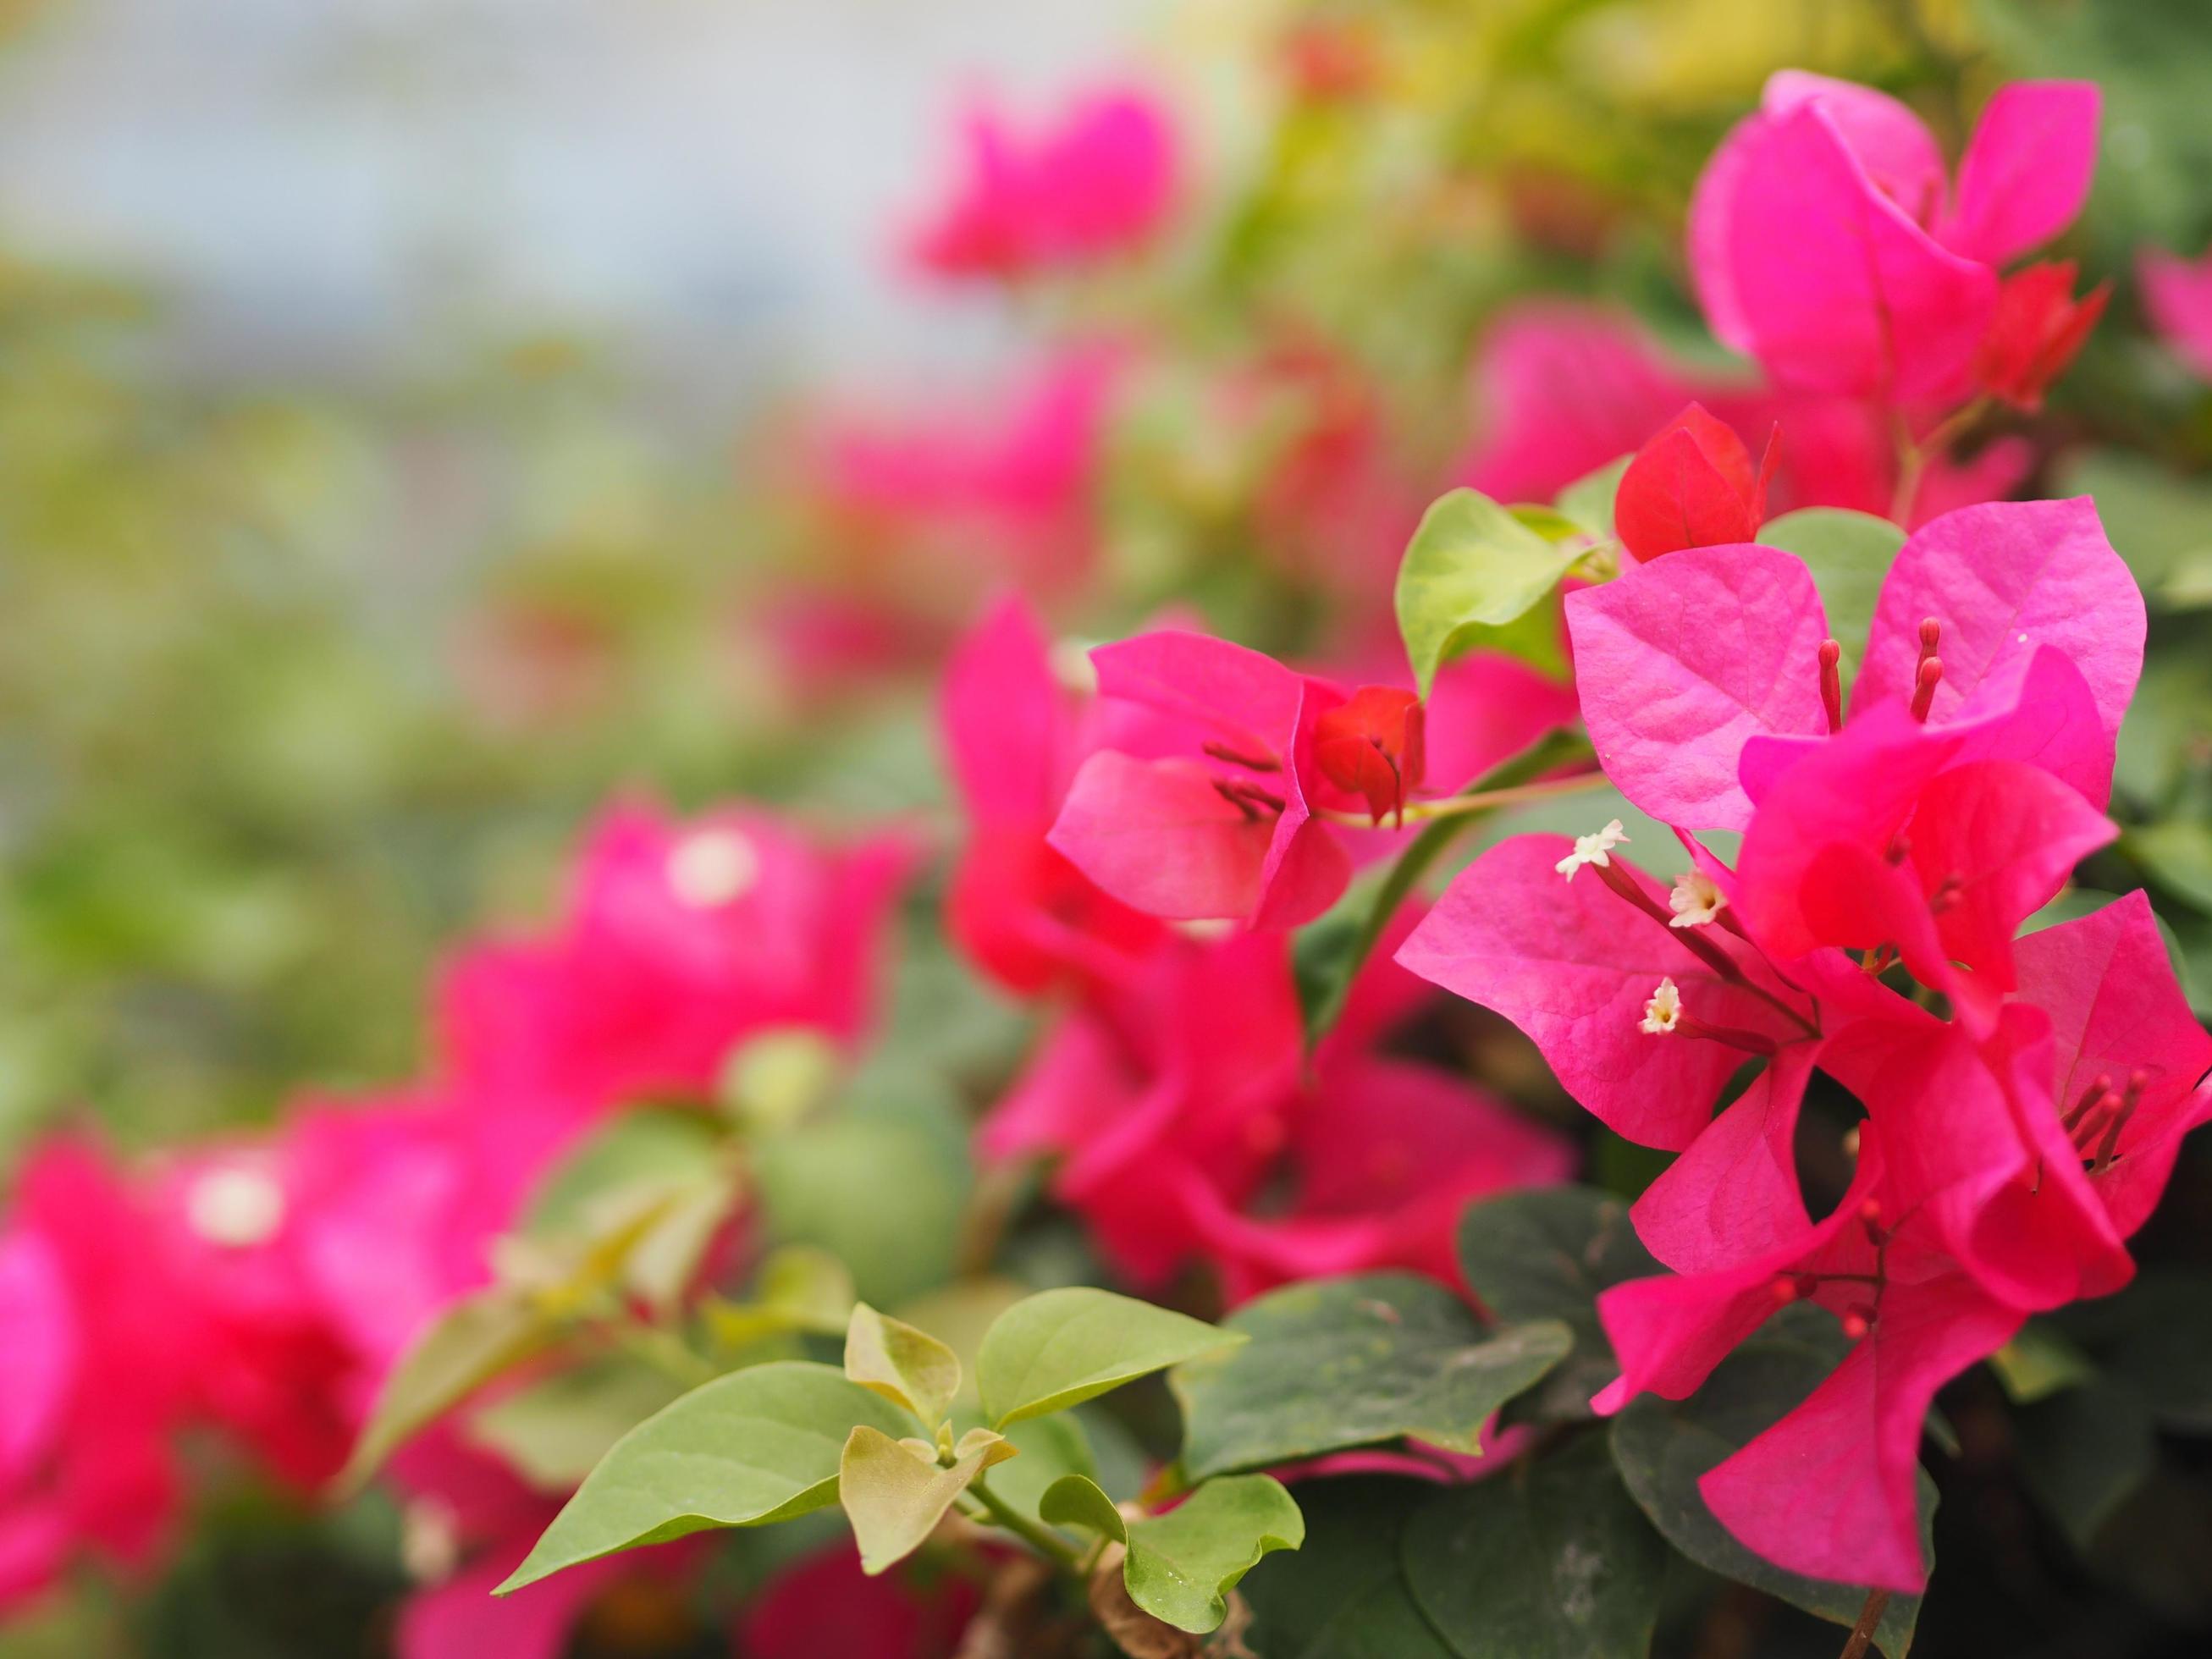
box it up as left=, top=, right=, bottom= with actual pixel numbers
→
left=1975, top=261, right=2110, bottom=410
left=1314, top=686, right=1426, bottom=824
left=1614, top=403, right=1777, bottom=563
left=1691, top=74, right=2099, bottom=401
left=1454, top=302, right=2033, bottom=529
left=0, top=1140, right=194, bottom=1613
left=940, top=596, right=1167, bottom=996
left=2011, top=890, right=2212, bottom=1238
left=814, top=344, right=1121, bottom=593
left=1571, top=496, right=2138, bottom=830
left=439, top=802, right=913, bottom=1116
left=2140, top=245, right=2212, bottom=380
left=1397, top=835, right=1820, bottom=1149
left=1048, top=631, right=1358, bottom=928
left=1734, top=713, right=2115, bottom=1030
left=907, top=85, right=1178, bottom=281
left=739, top=1541, right=979, bottom=1659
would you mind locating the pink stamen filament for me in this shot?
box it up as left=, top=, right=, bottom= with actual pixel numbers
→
left=1818, top=638, right=1844, bottom=733
left=1910, top=618, right=1944, bottom=723
left=1674, top=1013, right=1779, bottom=1055
left=1201, top=740, right=1281, bottom=773
left=1211, top=778, right=1286, bottom=820
left=1590, top=860, right=1821, bottom=1039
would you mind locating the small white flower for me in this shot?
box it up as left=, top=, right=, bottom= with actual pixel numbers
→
left=666, top=827, right=760, bottom=908
left=1640, top=977, right=1683, bottom=1036
left=185, top=1165, right=286, bottom=1248
left=1668, top=869, right=1729, bottom=929
left=1554, top=818, right=1630, bottom=880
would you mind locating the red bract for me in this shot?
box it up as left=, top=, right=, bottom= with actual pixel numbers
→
left=907, top=86, right=1178, bottom=281
left=941, top=596, right=1167, bottom=996
left=1975, top=260, right=2110, bottom=410
left=1614, top=403, right=1777, bottom=562
left=1313, top=686, right=1426, bottom=824
left=979, top=923, right=1570, bottom=1298
left=1691, top=73, right=2099, bottom=403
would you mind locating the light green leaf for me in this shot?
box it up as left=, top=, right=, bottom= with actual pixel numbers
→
left=977, top=1287, right=1242, bottom=1429
left=2126, top=821, right=2212, bottom=916
left=704, top=1244, right=857, bottom=1352
left=720, top=1027, right=842, bottom=1134
left=1990, top=1321, right=2097, bottom=1404
left=1038, top=1471, right=1128, bottom=1540
left=838, top=1424, right=1014, bottom=1576
left=525, top=1109, right=725, bottom=1242
left=496, top=1361, right=913, bottom=1594
left=1557, top=455, right=1631, bottom=543
left=1609, top=1339, right=1927, bottom=1656
left=464, top=1359, right=683, bottom=1491
left=1172, top=1272, right=1570, bottom=1479
left=844, top=1303, right=962, bottom=1429
left=1051, top=1474, right=1306, bottom=1634
left=1757, top=508, right=1905, bottom=692
left=1400, top=1434, right=1663, bottom=1658
left=340, top=1287, right=554, bottom=1489
left=1395, top=488, right=1578, bottom=693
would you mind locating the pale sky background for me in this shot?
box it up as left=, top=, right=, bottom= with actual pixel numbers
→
left=0, top=0, right=1158, bottom=393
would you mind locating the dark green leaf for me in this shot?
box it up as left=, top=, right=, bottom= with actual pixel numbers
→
left=1242, top=1477, right=1455, bottom=1659
left=2016, top=1378, right=2157, bottom=1553
left=1456, top=1187, right=1660, bottom=1420
left=1172, top=1271, right=1570, bottom=1479
left=1609, top=1341, right=1926, bottom=1656
left=1401, top=1434, right=1665, bottom=1658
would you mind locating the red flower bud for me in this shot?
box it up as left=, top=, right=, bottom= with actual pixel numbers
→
left=1974, top=259, right=2108, bottom=411
left=1315, top=686, right=1426, bottom=825
left=1614, top=403, right=1778, bottom=564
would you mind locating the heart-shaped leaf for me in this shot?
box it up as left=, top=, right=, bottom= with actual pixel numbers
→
left=1608, top=1339, right=1927, bottom=1656
left=1171, top=1271, right=1570, bottom=1479
left=1400, top=1434, right=1664, bottom=1658
left=844, top=1303, right=961, bottom=1429
left=977, top=1287, right=1240, bottom=1429
left=839, top=1424, right=1014, bottom=1575
left=496, top=1361, right=912, bottom=1594
left=1396, top=488, right=1578, bottom=693
left=1047, top=1474, right=1305, bottom=1634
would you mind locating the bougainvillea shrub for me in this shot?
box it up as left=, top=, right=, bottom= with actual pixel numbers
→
left=8, top=3, right=2212, bottom=1656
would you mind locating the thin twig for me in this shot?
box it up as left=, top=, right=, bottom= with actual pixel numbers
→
left=1840, top=1587, right=1891, bottom=1659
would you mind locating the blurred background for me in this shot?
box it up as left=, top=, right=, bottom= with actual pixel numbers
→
left=7, top=1, right=2212, bottom=1653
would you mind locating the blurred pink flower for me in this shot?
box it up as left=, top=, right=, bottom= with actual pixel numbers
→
left=907, top=85, right=1178, bottom=280
left=2139, top=245, right=2212, bottom=380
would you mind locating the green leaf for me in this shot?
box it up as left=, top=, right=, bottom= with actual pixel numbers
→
left=2093, top=1268, right=2212, bottom=1433
left=1038, top=1471, right=1128, bottom=1540
left=2126, top=821, right=2212, bottom=916
left=496, top=1361, right=913, bottom=1594
left=2054, top=449, right=2212, bottom=591
left=1242, top=1476, right=1455, bottom=1659
left=340, top=1287, right=555, bottom=1488
left=1396, top=488, right=1578, bottom=693
left=1400, top=1434, right=1664, bottom=1659
left=524, top=1109, right=725, bottom=1241
left=1989, top=1320, right=2097, bottom=1404
left=844, top=1303, right=962, bottom=1429
left=1557, top=455, right=1631, bottom=543
left=976, top=1287, right=1242, bottom=1429
left=1171, top=1271, right=1570, bottom=1479
left=1757, top=508, right=1905, bottom=692
left=1609, top=1340, right=1927, bottom=1656
left=2015, top=1377, right=2157, bottom=1553
left=464, top=1359, right=684, bottom=1491
left=838, top=1425, right=1013, bottom=1575
left=1456, top=1187, right=1659, bottom=1420
left=703, top=1244, right=857, bottom=1351
left=719, top=1027, right=842, bottom=1134
left=752, top=1073, right=972, bottom=1307
left=1047, top=1474, right=1305, bottom=1634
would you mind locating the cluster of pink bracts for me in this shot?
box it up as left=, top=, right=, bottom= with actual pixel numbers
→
left=0, top=804, right=918, bottom=1651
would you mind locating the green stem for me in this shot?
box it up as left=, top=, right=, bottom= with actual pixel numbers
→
left=963, top=1477, right=1084, bottom=1569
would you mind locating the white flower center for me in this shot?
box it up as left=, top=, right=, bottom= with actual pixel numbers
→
left=1640, top=977, right=1683, bottom=1035
left=1555, top=818, right=1630, bottom=880
left=1668, top=870, right=1729, bottom=929
left=186, top=1166, right=286, bottom=1248
left=666, top=828, right=760, bottom=908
